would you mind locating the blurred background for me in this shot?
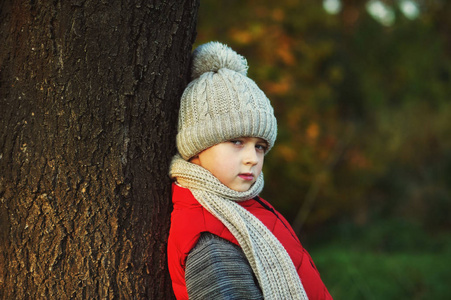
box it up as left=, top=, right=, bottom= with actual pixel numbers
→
left=196, top=0, right=451, bottom=298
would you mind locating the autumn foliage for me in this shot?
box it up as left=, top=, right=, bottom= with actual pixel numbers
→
left=196, top=0, right=451, bottom=235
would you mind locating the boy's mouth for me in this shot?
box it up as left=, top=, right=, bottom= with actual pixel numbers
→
left=238, top=173, right=254, bottom=181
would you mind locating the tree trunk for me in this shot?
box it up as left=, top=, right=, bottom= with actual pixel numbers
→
left=0, top=0, right=199, bottom=298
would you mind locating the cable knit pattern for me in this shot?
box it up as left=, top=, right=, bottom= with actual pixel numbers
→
left=170, top=155, right=309, bottom=300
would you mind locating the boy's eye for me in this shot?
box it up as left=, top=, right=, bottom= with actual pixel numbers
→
left=256, top=144, right=267, bottom=151
left=229, top=139, right=243, bottom=145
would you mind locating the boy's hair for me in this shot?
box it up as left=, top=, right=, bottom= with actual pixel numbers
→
left=176, top=42, right=277, bottom=160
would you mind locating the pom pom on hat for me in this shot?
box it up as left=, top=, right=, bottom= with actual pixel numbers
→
left=176, top=41, right=277, bottom=160
left=191, top=41, right=248, bottom=80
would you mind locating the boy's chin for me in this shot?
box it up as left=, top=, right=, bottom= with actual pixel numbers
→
left=228, top=182, right=254, bottom=192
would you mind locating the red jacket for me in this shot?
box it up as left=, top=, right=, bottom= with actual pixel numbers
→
left=167, top=183, right=332, bottom=299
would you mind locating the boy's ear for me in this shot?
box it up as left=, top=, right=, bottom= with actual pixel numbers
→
left=189, top=155, right=200, bottom=165
left=191, top=155, right=199, bottom=159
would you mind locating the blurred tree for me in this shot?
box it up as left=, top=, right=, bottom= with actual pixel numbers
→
left=0, top=0, right=198, bottom=298
left=196, top=0, right=451, bottom=235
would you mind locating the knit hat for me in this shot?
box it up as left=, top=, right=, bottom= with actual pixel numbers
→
left=176, top=41, right=277, bottom=160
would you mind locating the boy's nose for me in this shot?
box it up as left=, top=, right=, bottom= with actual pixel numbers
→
left=243, top=148, right=258, bottom=165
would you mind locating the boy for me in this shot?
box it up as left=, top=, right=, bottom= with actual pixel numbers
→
left=168, top=42, right=332, bottom=299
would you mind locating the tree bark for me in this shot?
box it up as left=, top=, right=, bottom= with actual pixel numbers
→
left=0, top=0, right=199, bottom=298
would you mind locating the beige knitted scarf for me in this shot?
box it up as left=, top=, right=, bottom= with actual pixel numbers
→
left=170, top=154, right=308, bottom=300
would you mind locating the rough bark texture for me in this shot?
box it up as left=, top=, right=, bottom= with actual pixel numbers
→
left=0, top=0, right=199, bottom=299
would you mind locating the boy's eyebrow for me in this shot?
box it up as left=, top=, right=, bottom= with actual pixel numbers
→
left=256, top=139, right=268, bottom=148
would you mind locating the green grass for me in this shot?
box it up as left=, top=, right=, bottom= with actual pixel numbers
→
left=309, top=223, right=451, bottom=299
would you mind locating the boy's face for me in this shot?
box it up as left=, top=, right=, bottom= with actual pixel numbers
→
left=191, top=137, right=267, bottom=192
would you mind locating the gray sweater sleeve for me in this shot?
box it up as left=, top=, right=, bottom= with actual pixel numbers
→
left=185, top=232, right=263, bottom=300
